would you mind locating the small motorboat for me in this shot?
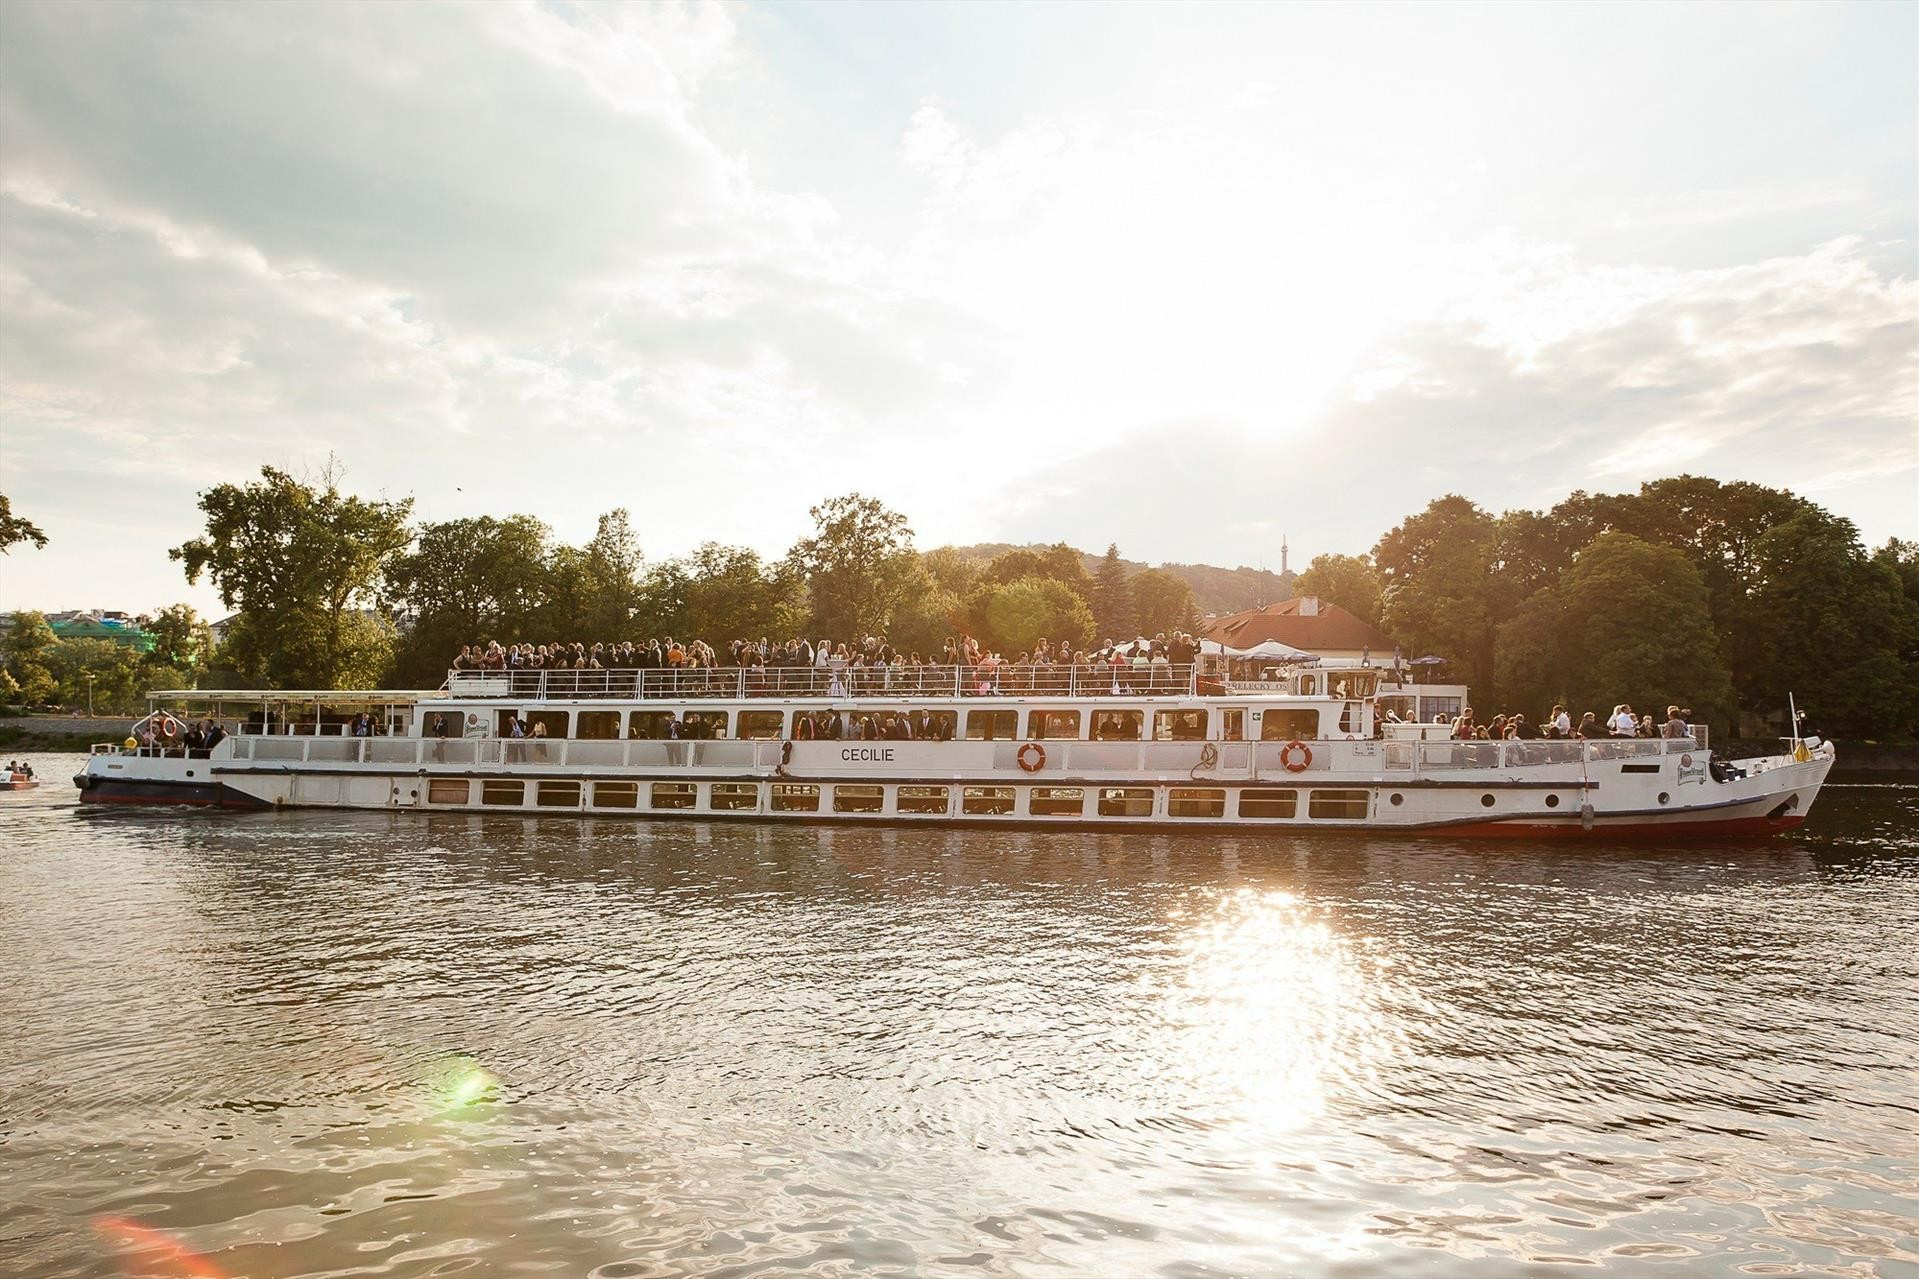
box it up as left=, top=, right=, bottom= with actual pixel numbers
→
left=3, top=768, right=41, bottom=791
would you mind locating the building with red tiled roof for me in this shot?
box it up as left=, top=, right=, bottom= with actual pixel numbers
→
left=1204, top=596, right=1398, bottom=661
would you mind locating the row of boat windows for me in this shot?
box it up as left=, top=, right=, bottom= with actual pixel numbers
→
left=458, top=707, right=1332, bottom=742
left=426, top=777, right=1372, bottom=819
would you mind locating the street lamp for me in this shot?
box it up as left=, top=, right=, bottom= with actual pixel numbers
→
left=84, top=672, right=96, bottom=717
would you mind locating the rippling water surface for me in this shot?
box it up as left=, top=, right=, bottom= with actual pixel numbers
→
left=2, top=753, right=1915, bottom=1278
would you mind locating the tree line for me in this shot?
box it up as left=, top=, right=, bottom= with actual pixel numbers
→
left=1, top=471, right=1202, bottom=711
left=4, top=472, right=1915, bottom=738
left=1290, top=478, right=1918, bottom=740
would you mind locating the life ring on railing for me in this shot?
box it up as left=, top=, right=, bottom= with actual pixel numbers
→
left=1017, top=741, right=1046, bottom=773
left=158, top=716, right=179, bottom=740
left=1280, top=739, right=1312, bottom=773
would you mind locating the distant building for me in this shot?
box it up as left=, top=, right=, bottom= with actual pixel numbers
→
left=1204, top=595, right=1395, bottom=662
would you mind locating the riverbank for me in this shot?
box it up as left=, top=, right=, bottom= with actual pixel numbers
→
left=0, top=716, right=126, bottom=751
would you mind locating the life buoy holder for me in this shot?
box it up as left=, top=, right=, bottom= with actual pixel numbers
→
left=1017, top=741, right=1046, bottom=773
left=1280, top=739, right=1312, bottom=773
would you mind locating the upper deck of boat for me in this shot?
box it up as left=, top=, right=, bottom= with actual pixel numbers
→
left=437, top=662, right=1390, bottom=703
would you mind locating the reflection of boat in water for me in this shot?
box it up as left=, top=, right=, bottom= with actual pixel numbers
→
left=73, top=659, right=1834, bottom=836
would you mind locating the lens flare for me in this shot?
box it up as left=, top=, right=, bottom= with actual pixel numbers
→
left=93, top=1215, right=224, bottom=1278
left=432, top=1057, right=499, bottom=1112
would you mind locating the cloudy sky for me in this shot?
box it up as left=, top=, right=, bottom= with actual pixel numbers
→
left=1, top=0, right=1914, bottom=615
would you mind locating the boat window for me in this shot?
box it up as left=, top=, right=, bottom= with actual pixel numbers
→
left=1299, top=674, right=1319, bottom=695
left=710, top=782, right=758, bottom=811
left=1221, top=709, right=1245, bottom=741
left=651, top=782, right=697, bottom=810
left=913, top=710, right=958, bottom=740
left=525, top=710, right=569, bottom=740
left=966, top=710, right=1018, bottom=741
left=1097, top=787, right=1154, bottom=817
left=681, top=711, right=728, bottom=740
left=1309, top=789, right=1370, bottom=819
left=1089, top=711, right=1142, bottom=741
left=1169, top=787, right=1225, bottom=817
left=737, top=711, right=785, bottom=740
left=833, top=784, right=885, bottom=814
left=537, top=780, right=581, bottom=808
left=481, top=780, right=524, bottom=807
left=1029, top=786, right=1084, bottom=816
left=628, top=711, right=677, bottom=739
left=427, top=779, right=469, bottom=805
left=962, top=786, right=1014, bottom=815
left=593, top=781, right=639, bottom=809
left=576, top=711, right=621, bottom=741
left=771, top=783, right=820, bottom=812
left=1154, top=710, right=1208, bottom=741
left=1029, top=710, right=1081, bottom=740
left=1260, top=710, right=1320, bottom=740
left=897, top=786, right=949, bottom=814
left=1239, top=788, right=1298, bottom=818
left=1331, top=672, right=1378, bottom=699
left=1339, top=703, right=1359, bottom=734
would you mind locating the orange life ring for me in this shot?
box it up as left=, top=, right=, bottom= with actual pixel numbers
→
left=1017, top=741, right=1046, bottom=773
left=158, top=716, right=179, bottom=739
left=1280, top=739, right=1311, bottom=773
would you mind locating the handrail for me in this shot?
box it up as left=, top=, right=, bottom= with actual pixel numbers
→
left=443, top=662, right=1212, bottom=701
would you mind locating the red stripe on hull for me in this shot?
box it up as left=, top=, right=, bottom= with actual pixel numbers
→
left=79, top=792, right=222, bottom=807
left=1438, top=814, right=1806, bottom=839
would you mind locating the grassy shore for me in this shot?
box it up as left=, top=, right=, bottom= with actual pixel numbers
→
left=0, top=726, right=107, bottom=752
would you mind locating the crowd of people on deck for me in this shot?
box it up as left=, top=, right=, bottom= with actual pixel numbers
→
left=1437, top=703, right=1695, bottom=741
left=449, top=631, right=1207, bottom=696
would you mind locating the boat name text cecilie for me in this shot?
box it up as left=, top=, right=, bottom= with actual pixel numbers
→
left=841, top=747, right=896, bottom=762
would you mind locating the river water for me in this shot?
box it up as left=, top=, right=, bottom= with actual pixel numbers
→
left=2, top=752, right=1914, bottom=1278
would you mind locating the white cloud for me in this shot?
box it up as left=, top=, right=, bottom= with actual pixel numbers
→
left=0, top=1, right=1912, bottom=615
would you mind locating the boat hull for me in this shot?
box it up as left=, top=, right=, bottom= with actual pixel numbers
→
left=73, top=743, right=1835, bottom=837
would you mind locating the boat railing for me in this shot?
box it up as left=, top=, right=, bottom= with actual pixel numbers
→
left=214, top=733, right=1712, bottom=774
left=443, top=663, right=1211, bottom=701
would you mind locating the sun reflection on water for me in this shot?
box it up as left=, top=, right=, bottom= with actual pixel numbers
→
left=1155, top=888, right=1405, bottom=1136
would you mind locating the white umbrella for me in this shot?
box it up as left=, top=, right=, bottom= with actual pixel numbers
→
left=1200, top=638, right=1316, bottom=661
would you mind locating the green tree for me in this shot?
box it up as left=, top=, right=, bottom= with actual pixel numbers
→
left=3, top=610, right=58, bottom=703
left=967, top=576, right=1096, bottom=654
left=920, top=547, right=984, bottom=599
left=1, top=492, right=48, bottom=552
left=143, top=604, right=215, bottom=677
left=1130, top=567, right=1198, bottom=635
left=643, top=543, right=806, bottom=642
left=787, top=493, right=919, bottom=640
left=1744, top=512, right=1919, bottom=738
left=384, top=515, right=555, bottom=684
left=1092, top=543, right=1135, bottom=640
left=1375, top=496, right=1502, bottom=694
left=45, top=637, right=152, bottom=714
left=171, top=465, right=412, bottom=688
left=1293, top=553, right=1383, bottom=628
left=980, top=543, right=1095, bottom=601
left=1494, top=533, right=1734, bottom=729
left=563, top=508, right=647, bottom=639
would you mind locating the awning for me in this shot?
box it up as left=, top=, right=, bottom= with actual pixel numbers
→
left=1200, top=638, right=1316, bottom=661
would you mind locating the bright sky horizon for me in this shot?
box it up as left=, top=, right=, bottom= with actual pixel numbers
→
left=2, top=0, right=1915, bottom=617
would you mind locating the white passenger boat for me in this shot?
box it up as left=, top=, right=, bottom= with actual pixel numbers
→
left=74, top=661, right=1834, bottom=836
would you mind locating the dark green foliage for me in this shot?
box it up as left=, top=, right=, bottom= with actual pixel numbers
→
left=1293, top=553, right=1383, bottom=628
left=0, top=492, right=48, bottom=553
left=1495, top=533, right=1733, bottom=728
left=1092, top=544, right=1134, bottom=641
left=1744, top=513, right=1919, bottom=738
left=787, top=494, right=919, bottom=641
left=172, top=465, right=412, bottom=689
left=1130, top=568, right=1197, bottom=636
